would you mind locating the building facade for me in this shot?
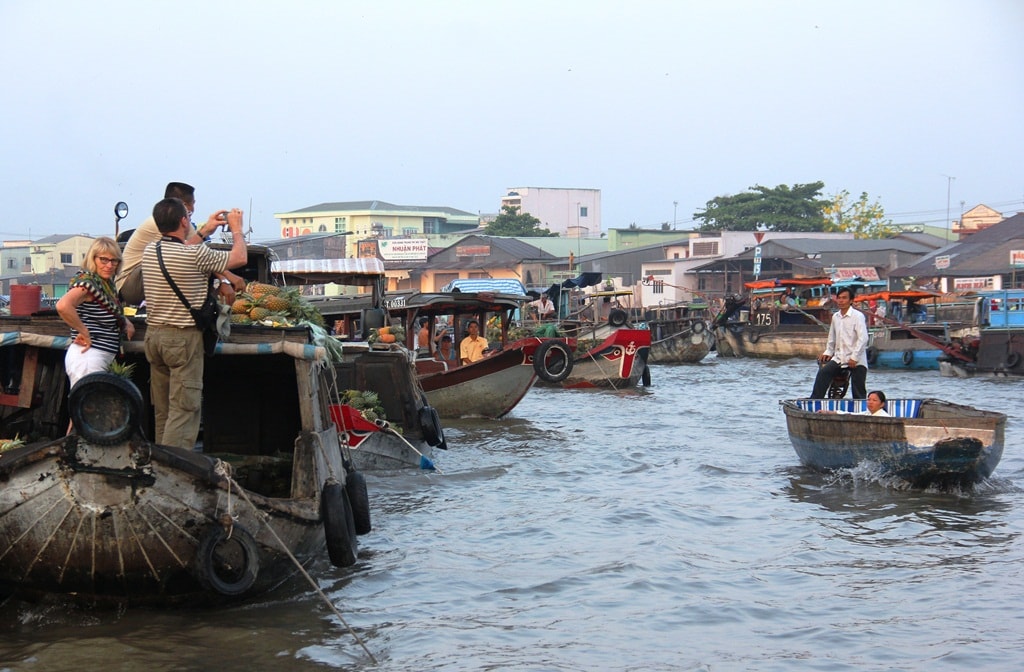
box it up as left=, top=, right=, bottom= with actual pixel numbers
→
left=500, top=187, right=601, bottom=238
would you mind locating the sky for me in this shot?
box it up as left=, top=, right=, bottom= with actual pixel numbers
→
left=2, top=0, right=1022, bottom=243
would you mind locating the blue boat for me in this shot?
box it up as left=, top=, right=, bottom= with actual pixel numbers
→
left=780, top=397, right=1006, bottom=487
left=940, top=289, right=1024, bottom=378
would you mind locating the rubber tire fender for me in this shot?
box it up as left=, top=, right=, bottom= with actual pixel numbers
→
left=691, top=320, right=706, bottom=334
left=418, top=405, right=445, bottom=447
left=322, top=479, right=358, bottom=567
left=533, top=340, right=574, bottom=383
left=68, top=372, right=143, bottom=446
left=748, top=328, right=762, bottom=344
left=1006, top=352, right=1021, bottom=369
left=345, top=469, right=372, bottom=535
left=866, top=346, right=878, bottom=366
left=195, top=524, right=261, bottom=596
left=902, top=350, right=914, bottom=366
left=608, top=309, right=628, bottom=327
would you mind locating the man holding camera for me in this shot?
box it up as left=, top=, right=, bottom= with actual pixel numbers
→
left=117, top=181, right=244, bottom=306
left=140, top=197, right=247, bottom=450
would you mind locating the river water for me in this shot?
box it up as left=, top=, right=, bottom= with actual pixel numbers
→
left=1, top=356, right=1022, bottom=671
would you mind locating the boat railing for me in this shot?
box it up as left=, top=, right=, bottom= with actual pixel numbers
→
left=791, top=398, right=922, bottom=417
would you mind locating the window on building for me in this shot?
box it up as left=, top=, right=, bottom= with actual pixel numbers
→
left=579, top=206, right=588, bottom=217
left=23, top=257, right=31, bottom=266
left=382, top=227, right=394, bottom=237
left=423, top=217, right=442, bottom=234
left=60, top=253, right=72, bottom=264
left=6, top=259, right=14, bottom=269
left=692, top=241, right=719, bottom=257
left=652, top=281, right=664, bottom=294
left=318, top=224, right=328, bottom=232
left=402, top=227, right=417, bottom=236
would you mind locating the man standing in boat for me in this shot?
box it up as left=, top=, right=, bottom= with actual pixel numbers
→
left=810, top=286, right=869, bottom=399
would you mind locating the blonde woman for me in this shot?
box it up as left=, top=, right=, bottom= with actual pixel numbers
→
left=57, top=237, right=135, bottom=388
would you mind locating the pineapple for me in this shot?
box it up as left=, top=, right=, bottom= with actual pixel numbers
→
left=232, top=298, right=253, bottom=314
left=246, top=281, right=280, bottom=299
left=230, top=314, right=253, bottom=325
left=249, top=306, right=271, bottom=321
left=107, top=360, right=136, bottom=380
left=1, top=435, right=25, bottom=453
left=260, top=294, right=291, bottom=313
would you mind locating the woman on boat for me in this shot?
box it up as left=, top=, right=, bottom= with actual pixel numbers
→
left=435, top=334, right=457, bottom=365
left=56, top=237, right=135, bottom=388
left=862, top=390, right=889, bottom=416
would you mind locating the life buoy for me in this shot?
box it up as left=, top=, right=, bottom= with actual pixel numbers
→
left=1006, top=352, right=1021, bottom=369
left=608, top=309, right=628, bottom=327
left=418, top=405, right=445, bottom=447
left=195, top=524, right=260, bottom=596
left=902, top=350, right=914, bottom=366
left=641, top=364, right=652, bottom=387
left=866, top=346, right=878, bottom=365
left=691, top=321, right=706, bottom=334
left=68, top=372, right=143, bottom=446
left=322, top=479, right=358, bottom=567
left=345, top=469, right=372, bottom=535
left=532, top=340, right=574, bottom=383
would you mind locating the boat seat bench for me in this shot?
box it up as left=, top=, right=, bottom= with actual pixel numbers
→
left=794, top=399, right=922, bottom=417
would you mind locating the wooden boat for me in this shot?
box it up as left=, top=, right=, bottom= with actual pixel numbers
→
left=537, top=326, right=651, bottom=389
left=644, top=300, right=713, bottom=364
left=859, top=291, right=978, bottom=370
left=940, top=289, right=1024, bottom=378
left=712, top=278, right=842, bottom=359
left=780, top=397, right=1006, bottom=487
left=270, top=257, right=446, bottom=467
left=0, top=316, right=369, bottom=605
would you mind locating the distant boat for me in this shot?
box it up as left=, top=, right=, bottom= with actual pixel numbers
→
left=780, top=397, right=1006, bottom=488
left=860, top=290, right=979, bottom=370
left=939, top=289, right=1024, bottom=378
left=644, top=300, right=713, bottom=364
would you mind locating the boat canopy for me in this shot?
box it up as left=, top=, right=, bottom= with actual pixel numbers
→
left=272, top=258, right=386, bottom=286
left=857, top=290, right=942, bottom=303
left=745, top=277, right=833, bottom=290
left=441, top=278, right=527, bottom=294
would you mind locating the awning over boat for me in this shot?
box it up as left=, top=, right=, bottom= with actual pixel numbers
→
left=441, top=278, right=527, bottom=294
left=857, top=290, right=943, bottom=303
left=272, top=258, right=386, bottom=285
left=745, top=277, right=832, bottom=290
left=0, top=331, right=71, bottom=350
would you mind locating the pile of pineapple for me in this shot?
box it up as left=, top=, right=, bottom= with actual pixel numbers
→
left=230, top=282, right=325, bottom=328
left=340, top=389, right=388, bottom=424
left=367, top=324, right=405, bottom=345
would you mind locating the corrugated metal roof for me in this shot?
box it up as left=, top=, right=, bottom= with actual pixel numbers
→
left=890, top=213, right=1024, bottom=277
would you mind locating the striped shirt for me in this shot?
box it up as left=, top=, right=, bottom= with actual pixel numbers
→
left=72, top=301, right=122, bottom=354
left=141, top=238, right=230, bottom=328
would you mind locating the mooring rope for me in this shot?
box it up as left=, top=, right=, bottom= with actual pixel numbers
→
left=213, top=459, right=377, bottom=663
left=373, top=419, right=443, bottom=474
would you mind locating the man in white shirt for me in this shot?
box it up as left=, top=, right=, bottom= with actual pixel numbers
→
left=810, top=287, right=869, bottom=399
left=529, top=293, right=555, bottom=320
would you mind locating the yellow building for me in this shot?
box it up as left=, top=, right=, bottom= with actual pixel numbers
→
left=274, top=200, right=479, bottom=257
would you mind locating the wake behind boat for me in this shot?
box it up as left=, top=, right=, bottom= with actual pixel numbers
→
left=780, top=397, right=1006, bottom=488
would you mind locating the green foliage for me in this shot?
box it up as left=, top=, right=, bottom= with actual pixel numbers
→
left=484, top=204, right=559, bottom=237
left=822, top=190, right=899, bottom=239
left=693, top=182, right=830, bottom=232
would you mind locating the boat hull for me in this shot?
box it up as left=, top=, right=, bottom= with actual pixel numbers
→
left=544, top=328, right=651, bottom=389
left=417, top=338, right=544, bottom=418
left=715, top=324, right=826, bottom=359
left=647, top=321, right=713, bottom=364
left=780, top=398, right=1005, bottom=487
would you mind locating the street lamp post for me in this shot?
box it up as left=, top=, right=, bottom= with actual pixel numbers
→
left=944, top=175, right=955, bottom=242
left=673, top=201, right=678, bottom=229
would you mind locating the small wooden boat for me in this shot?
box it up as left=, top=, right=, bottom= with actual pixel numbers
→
left=645, top=302, right=713, bottom=364
left=780, top=397, right=1006, bottom=487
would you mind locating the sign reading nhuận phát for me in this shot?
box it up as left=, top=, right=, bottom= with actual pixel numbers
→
left=378, top=239, right=429, bottom=261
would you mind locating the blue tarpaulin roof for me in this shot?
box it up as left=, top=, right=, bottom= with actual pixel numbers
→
left=440, top=278, right=528, bottom=295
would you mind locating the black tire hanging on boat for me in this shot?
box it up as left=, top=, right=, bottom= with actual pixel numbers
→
left=533, top=340, right=574, bottom=383
left=195, top=524, right=261, bottom=596
left=322, top=479, right=358, bottom=567
left=748, top=328, right=762, bottom=344
left=68, top=372, right=143, bottom=446
left=608, top=309, right=628, bottom=327
left=902, top=350, right=914, bottom=366
left=691, top=321, right=706, bottom=334
left=418, top=405, right=445, bottom=447
left=345, top=469, right=372, bottom=535
left=866, top=346, right=878, bottom=366
left=1006, top=352, right=1021, bottom=369
left=641, top=364, right=652, bottom=387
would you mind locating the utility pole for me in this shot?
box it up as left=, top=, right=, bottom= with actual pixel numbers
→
left=943, top=175, right=955, bottom=242
left=673, top=201, right=678, bottom=229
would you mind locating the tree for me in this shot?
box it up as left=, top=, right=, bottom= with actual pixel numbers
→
left=692, top=182, right=830, bottom=232
left=822, top=190, right=898, bottom=239
left=484, top=205, right=558, bottom=237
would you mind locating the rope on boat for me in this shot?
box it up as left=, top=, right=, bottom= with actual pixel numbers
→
left=373, top=419, right=443, bottom=474
left=216, top=461, right=378, bottom=664
left=583, top=349, right=620, bottom=391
